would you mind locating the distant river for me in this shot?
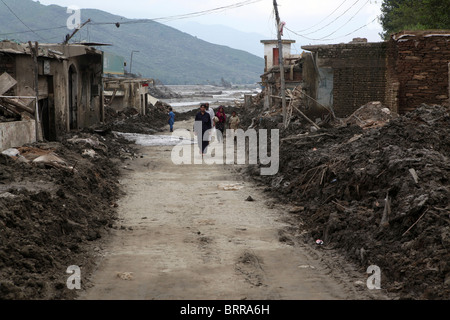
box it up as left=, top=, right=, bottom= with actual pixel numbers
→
left=161, top=85, right=261, bottom=113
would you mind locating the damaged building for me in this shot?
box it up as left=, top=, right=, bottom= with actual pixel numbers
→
left=261, top=30, right=450, bottom=118
left=301, top=38, right=388, bottom=117
left=0, top=40, right=104, bottom=150
left=103, top=52, right=156, bottom=116
left=260, top=40, right=302, bottom=109
left=104, top=77, right=154, bottom=115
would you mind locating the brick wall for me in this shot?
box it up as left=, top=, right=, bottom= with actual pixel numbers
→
left=305, top=42, right=388, bottom=117
left=387, top=31, right=450, bottom=113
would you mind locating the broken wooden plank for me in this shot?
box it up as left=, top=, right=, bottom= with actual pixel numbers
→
left=380, top=192, right=391, bottom=229
left=0, top=72, right=17, bottom=96
left=409, top=168, right=419, bottom=184
left=292, top=105, right=321, bottom=130
left=0, top=102, right=21, bottom=116
left=402, top=208, right=429, bottom=237
left=0, top=97, right=35, bottom=115
left=281, top=132, right=333, bottom=141
left=106, top=88, right=118, bottom=107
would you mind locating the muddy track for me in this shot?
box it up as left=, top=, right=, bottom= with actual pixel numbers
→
left=78, top=121, right=393, bottom=300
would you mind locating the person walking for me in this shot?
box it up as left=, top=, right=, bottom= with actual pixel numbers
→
left=205, top=103, right=215, bottom=142
left=229, top=111, right=240, bottom=140
left=215, top=106, right=226, bottom=143
left=194, top=103, right=212, bottom=156
left=206, top=103, right=215, bottom=124
left=168, top=107, right=175, bottom=132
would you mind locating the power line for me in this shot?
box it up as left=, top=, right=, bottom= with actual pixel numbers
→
left=296, top=0, right=349, bottom=32
left=285, top=16, right=378, bottom=42
left=299, top=0, right=361, bottom=36
left=0, top=26, right=67, bottom=37
left=0, top=0, right=263, bottom=39
left=91, top=0, right=264, bottom=25
left=316, top=0, right=370, bottom=40
left=0, top=0, right=49, bottom=41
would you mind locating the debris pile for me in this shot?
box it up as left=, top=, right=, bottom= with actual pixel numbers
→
left=247, top=104, right=450, bottom=299
left=345, top=101, right=398, bottom=129
left=0, top=129, right=143, bottom=299
left=101, top=103, right=171, bottom=134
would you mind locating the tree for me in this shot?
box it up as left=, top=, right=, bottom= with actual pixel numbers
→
left=379, top=0, right=450, bottom=39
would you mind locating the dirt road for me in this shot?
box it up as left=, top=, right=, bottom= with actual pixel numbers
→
left=79, top=121, right=389, bottom=300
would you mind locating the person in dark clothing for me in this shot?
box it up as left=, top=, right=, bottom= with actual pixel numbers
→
left=194, top=104, right=212, bottom=155
left=215, top=105, right=226, bottom=143
left=168, top=107, right=175, bottom=132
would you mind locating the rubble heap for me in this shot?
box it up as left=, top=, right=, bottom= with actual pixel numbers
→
left=247, top=103, right=450, bottom=299
left=0, top=132, right=137, bottom=299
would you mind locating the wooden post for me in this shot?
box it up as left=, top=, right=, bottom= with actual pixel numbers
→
left=273, top=0, right=287, bottom=126
left=29, top=41, right=42, bottom=141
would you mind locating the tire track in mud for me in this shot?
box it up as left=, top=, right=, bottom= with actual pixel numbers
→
left=79, top=122, right=392, bottom=300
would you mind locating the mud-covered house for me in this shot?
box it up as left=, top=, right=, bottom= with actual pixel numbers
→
left=0, top=40, right=104, bottom=150
left=298, top=30, right=450, bottom=117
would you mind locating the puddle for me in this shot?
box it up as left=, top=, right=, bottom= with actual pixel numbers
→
left=114, top=132, right=195, bottom=147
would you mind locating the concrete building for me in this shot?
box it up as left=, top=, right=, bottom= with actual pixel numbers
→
left=260, top=39, right=302, bottom=110
left=104, top=77, right=154, bottom=115
left=260, top=39, right=297, bottom=72
left=0, top=40, right=104, bottom=150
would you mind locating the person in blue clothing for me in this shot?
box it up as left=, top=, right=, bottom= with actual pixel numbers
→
left=194, top=103, right=212, bottom=156
left=168, top=107, right=175, bottom=132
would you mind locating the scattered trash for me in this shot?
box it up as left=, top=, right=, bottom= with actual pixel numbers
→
left=218, top=183, right=244, bottom=191
left=298, top=265, right=316, bottom=269
left=0, top=192, right=17, bottom=199
left=245, top=196, right=255, bottom=201
left=67, top=137, right=107, bottom=151
left=1, top=148, right=20, bottom=158
left=116, top=272, right=134, bottom=280
left=354, top=280, right=366, bottom=287
left=315, top=239, right=324, bottom=245
left=82, top=149, right=97, bottom=158
left=32, top=154, right=75, bottom=171
left=289, top=206, right=305, bottom=213
left=33, top=154, right=66, bottom=165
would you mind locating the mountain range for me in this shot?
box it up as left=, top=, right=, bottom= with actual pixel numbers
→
left=165, top=21, right=266, bottom=58
left=0, top=0, right=265, bottom=84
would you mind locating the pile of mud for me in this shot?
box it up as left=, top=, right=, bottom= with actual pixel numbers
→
left=0, top=131, right=140, bottom=299
left=101, top=103, right=171, bottom=134
left=247, top=104, right=450, bottom=299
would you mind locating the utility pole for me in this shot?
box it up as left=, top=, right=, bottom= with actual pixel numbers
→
left=273, top=0, right=287, bottom=126
left=64, top=19, right=91, bottom=44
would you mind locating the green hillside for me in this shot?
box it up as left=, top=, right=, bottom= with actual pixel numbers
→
left=0, top=0, right=264, bottom=84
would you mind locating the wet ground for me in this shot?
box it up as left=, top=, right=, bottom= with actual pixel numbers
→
left=78, top=120, right=391, bottom=300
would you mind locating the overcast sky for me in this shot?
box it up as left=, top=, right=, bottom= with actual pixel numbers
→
left=36, top=0, right=384, bottom=50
